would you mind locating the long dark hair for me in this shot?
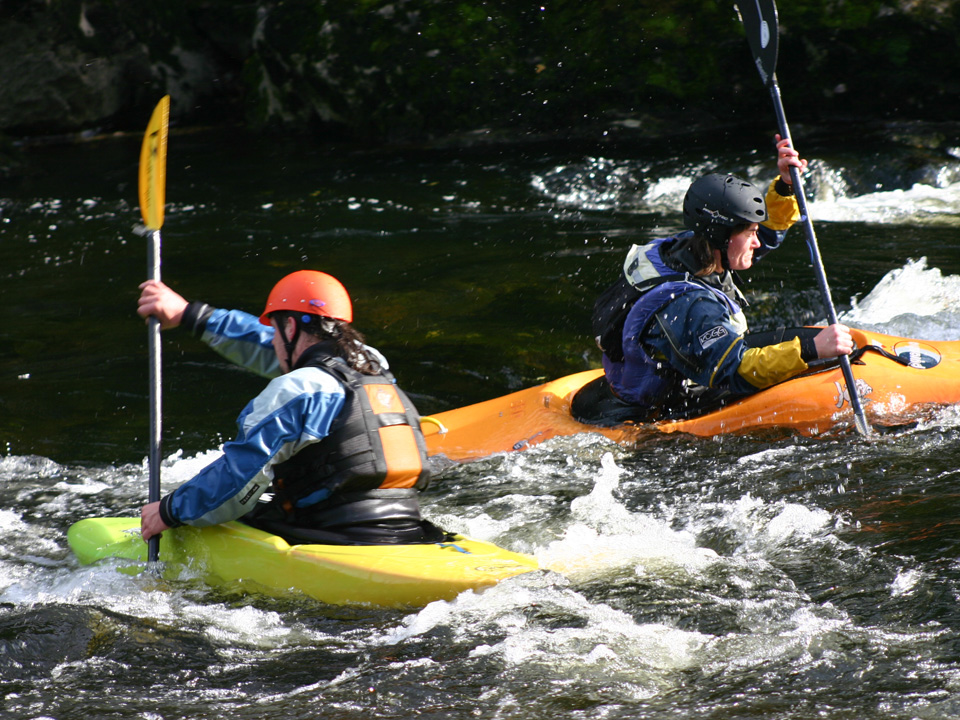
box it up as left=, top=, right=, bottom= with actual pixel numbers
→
left=663, top=232, right=717, bottom=275
left=274, top=311, right=383, bottom=375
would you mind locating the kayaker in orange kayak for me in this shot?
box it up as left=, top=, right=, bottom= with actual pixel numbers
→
left=137, top=270, right=445, bottom=546
left=577, top=136, right=854, bottom=423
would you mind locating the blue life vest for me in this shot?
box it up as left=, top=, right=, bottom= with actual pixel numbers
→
left=602, top=236, right=747, bottom=406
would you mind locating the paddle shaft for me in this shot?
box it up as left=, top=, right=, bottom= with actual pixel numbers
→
left=738, top=0, right=870, bottom=436
left=147, top=230, right=162, bottom=561
left=138, top=95, right=170, bottom=562
left=765, top=81, right=870, bottom=436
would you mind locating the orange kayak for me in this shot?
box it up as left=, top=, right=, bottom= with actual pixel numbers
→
left=421, top=328, right=960, bottom=461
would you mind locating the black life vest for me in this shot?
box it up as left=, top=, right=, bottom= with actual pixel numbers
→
left=592, top=274, right=650, bottom=363
left=268, top=343, right=431, bottom=521
left=591, top=271, right=684, bottom=363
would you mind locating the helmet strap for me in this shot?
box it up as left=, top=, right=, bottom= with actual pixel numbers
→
left=714, top=227, right=733, bottom=271
left=274, top=315, right=302, bottom=371
left=720, top=247, right=731, bottom=271
left=704, top=227, right=732, bottom=272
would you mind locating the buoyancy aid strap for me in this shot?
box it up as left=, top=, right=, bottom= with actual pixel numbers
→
left=374, top=412, right=411, bottom=427
left=632, top=273, right=687, bottom=291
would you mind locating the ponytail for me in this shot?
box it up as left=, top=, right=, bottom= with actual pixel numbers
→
left=271, top=311, right=382, bottom=375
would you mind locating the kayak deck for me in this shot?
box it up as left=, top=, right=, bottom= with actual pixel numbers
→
left=68, top=517, right=539, bottom=608
left=421, top=329, right=960, bottom=461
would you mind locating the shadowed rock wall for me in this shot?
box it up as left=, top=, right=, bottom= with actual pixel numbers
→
left=2, top=0, right=957, bottom=142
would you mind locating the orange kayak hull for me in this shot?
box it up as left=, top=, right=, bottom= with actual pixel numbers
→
left=422, top=328, right=960, bottom=461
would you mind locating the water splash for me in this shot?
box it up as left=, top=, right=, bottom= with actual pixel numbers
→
left=537, top=453, right=718, bottom=580
left=376, top=570, right=708, bottom=709
left=841, top=257, right=960, bottom=339
left=531, top=157, right=651, bottom=211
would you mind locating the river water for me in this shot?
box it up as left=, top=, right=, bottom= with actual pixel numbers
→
left=3, top=121, right=960, bottom=719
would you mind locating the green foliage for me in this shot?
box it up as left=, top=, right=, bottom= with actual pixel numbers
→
left=6, top=0, right=960, bottom=141
left=243, top=0, right=752, bottom=140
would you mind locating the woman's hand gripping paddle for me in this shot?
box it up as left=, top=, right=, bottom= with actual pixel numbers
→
left=737, top=0, right=871, bottom=437
left=137, top=96, right=170, bottom=561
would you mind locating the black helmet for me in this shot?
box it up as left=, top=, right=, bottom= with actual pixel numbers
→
left=682, top=173, right=768, bottom=250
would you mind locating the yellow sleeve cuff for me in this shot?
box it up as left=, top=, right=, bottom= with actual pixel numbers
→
left=737, top=337, right=809, bottom=389
left=761, top=179, right=800, bottom=231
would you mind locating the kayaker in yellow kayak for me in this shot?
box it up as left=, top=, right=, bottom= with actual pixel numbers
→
left=577, top=136, right=854, bottom=423
left=137, top=270, right=445, bottom=546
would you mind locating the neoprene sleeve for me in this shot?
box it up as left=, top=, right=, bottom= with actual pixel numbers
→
left=763, top=179, right=801, bottom=230
left=736, top=337, right=809, bottom=389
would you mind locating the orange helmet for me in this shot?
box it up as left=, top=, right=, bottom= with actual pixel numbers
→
left=259, top=270, right=353, bottom=325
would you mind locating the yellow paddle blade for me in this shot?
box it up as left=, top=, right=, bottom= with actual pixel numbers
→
left=138, top=95, right=170, bottom=231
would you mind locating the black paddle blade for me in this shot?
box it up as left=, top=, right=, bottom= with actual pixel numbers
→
left=736, top=0, right=779, bottom=86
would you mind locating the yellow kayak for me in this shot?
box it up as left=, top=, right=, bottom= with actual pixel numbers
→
left=68, top=517, right=538, bottom=608
left=422, top=328, right=960, bottom=461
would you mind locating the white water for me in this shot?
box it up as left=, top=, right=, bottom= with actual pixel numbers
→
left=839, top=257, right=960, bottom=339
left=532, top=155, right=960, bottom=226
left=362, top=444, right=923, bottom=715
left=3, top=261, right=960, bottom=717
left=811, top=178, right=960, bottom=225
left=4, top=136, right=960, bottom=718
left=6, top=238, right=957, bottom=603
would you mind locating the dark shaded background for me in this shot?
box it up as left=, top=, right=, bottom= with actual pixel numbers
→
left=0, top=0, right=957, bottom=150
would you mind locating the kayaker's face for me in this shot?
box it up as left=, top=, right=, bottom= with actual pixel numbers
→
left=726, top=223, right=761, bottom=270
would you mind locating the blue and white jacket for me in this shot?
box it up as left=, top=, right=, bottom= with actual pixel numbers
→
left=157, top=308, right=387, bottom=529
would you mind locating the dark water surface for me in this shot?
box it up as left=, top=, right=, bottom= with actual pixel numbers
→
left=2, top=123, right=960, bottom=719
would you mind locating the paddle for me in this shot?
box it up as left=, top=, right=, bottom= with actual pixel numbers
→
left=736, top=0, right=871, bottom=437
left=137, top=95, right=170, bottom=561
